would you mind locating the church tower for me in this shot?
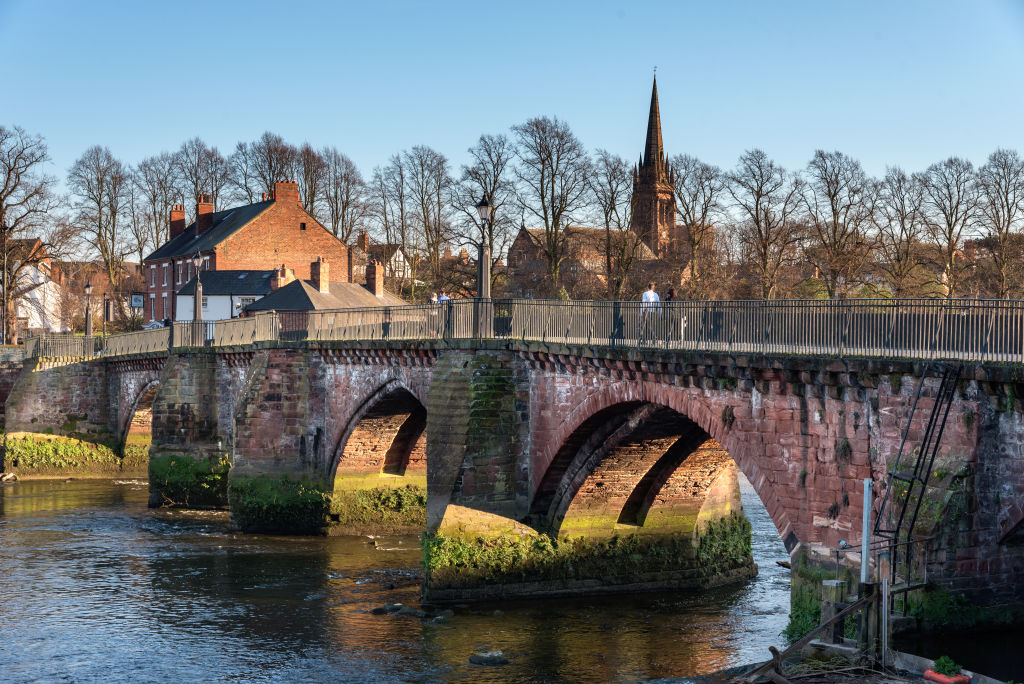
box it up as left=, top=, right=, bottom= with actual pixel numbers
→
left=629, top=76, right=677, bottom=257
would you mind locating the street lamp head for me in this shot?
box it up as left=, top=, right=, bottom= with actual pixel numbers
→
left=84, top=282, right=93, bottom=296
left=191, top=252, right=203, bottom=272
left=475, top=194, right=492, bottom=223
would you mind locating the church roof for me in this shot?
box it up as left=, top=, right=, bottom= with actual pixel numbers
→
left=520, top=226, right=657, bottom=260
left=643, top=75, right=664, bottom=168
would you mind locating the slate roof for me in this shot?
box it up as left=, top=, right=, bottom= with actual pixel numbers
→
left=521, top=226, right=658, bottom=260
left=176, top=270, right=276, bottom=296
left=244, top=280, right=405, bottom=312
left=144, top=200, right=272, bottom=262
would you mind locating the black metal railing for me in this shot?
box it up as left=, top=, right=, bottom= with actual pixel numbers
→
left=22, top=297, right=1024, bottom=364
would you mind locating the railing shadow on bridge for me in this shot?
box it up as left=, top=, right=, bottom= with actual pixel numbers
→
left=22, top=298, right=1024, bottom=364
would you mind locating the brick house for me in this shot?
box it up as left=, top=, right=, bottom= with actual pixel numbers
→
left=142, top=181, right=349, bottom=323
left=347, top=231, right=412, bottom=283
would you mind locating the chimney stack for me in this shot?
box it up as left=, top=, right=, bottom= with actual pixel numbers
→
left=196, top=195, right=214, bottom=235
left=357, top=231, right=370, bottom=252
left=169, top=204, right=186, bottom=240
left=366, top=261, right=384, bottom=297
left=273, top=180, right=300, bottom=205
left=270, top=264, right=295, bottom=291
left=459, top=247, right=469, bottom=263
left=311, top=256, right=330, bottom=293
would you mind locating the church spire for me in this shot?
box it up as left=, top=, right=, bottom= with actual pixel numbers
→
left=642, top=75, right=663, bottom=168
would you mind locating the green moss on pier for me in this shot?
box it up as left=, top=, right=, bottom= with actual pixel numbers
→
left=328, top=484, right=426, bottom=534
left=424, top=511, right=753, bottom=592
left=149, top=453, right=229, bottom=508
left=229, top=475, right=330, bottom=534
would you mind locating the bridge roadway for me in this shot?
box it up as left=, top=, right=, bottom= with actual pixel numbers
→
left=6, top=298, right=1024, bottom=602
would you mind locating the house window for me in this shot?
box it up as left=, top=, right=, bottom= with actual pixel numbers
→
left=300, top=222, right=306, bottom=231
left=188, top=263, right=193, bottom=281
left=176, top=261, right=182, bottom=284
left=162, top=263, right=168, bottom=286
left=149, top=265, right=155, bottom=287
left=149, top=294, right=155, bottom=321
left=161, top=293, right=167, bottom=320
left=202, top=296, right=208, bottom=310
left=203, top=256, right=210, bottom=270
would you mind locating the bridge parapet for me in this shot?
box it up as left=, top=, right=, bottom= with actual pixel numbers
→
left=21, top=298, right=1024, bottom=367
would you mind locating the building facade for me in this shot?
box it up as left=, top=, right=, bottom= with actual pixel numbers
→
left=143, top=181, right=349, bottom=323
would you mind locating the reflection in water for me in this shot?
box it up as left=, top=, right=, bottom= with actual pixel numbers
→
left=0, top=475, right=790, bottom=682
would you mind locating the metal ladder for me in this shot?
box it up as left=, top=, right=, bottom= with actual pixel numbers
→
left=873, top=362, right=962, bottom=603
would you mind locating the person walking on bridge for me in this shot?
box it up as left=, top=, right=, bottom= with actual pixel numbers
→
left=640, top=282, right=660, bottom=345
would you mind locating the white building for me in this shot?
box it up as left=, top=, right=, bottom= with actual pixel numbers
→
left=7, top=239, right=68, bottom=335
left=175, top=270, right=275, bottom=322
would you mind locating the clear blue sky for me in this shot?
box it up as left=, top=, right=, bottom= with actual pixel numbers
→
left=3, top=0, right=1023, bottom=183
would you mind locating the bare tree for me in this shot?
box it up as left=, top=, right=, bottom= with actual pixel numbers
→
left=802, top=150, right=876, bottom=298
left=125, top=175, right=153, bottom=264
left=322, top=147, right=368, bottom=242
left=919, top=157, right=979, bottom=298
left=874, top=167, right=928, bottom=297
left=589, top=149, right=644, bottom=299
left=228, top=141, right=259, bottom=204
left=404, top=145, right=453, bottom=283
left=251, top=131, right=296, bottom=197
left=371, top=155, right=421, bottom=294
left=977, top=148, right=1024, bottom=298
left=67, top=146, right=133, bottom=309
left=512, top=116, right=591, bottom=294
left=728, top=149, right=804, bottom=300
left=0, top=125, right=62, bottom=341
left=452, top=133, right=516, bottom=290
left=134, top=152, right=176, bottom=250
left=296, top=143, right=326, bottom=219
left=671, top=153, right=725, bottom=293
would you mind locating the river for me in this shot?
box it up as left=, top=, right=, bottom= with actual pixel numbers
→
left=0, top=475, right=792, bottom=682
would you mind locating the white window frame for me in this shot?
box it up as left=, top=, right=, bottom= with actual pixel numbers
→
left=162, top=263, right=168, bottom=286
left=161, top=292, right=168, bottom=320
left=150, top=264, right=155, bottom=287
left=149, top=293, right=155, bottom=321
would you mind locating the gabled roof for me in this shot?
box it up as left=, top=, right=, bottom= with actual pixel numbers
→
left=144, top=200, right=273, bottom=262
left=244, top=280, right=405, bottom=312
left=367, top=243, right=402, bottom=262
left=519, top=226, right=658, bottom=260
left=176, top=270, right=276, bottom=296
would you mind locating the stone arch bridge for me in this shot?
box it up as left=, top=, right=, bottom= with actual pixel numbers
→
left=5, top=333, right=1024, bottom=603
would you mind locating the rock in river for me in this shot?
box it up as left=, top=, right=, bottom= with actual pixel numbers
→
left=469, top=650, right=509, bottom=666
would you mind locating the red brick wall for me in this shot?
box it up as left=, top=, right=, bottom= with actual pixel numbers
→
left=217, top=185, right=348, bottom=282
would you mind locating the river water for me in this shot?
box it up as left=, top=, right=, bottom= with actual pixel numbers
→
left=0, top=476, right=792, bottom=682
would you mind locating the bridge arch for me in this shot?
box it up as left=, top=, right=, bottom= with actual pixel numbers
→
left=329, top=379, right=427, bottom=491
left=119, top=378, right=160, bottom=471
left=531, top=381, right=797, bottom=550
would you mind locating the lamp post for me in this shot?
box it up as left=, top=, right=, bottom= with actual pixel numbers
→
left=84, top=281, right=93, bottom=337
left=191, top=252, right=204, bottom=323
left=102, top=292, right=109, bottom=343
left=474, top=195, right=493, bottom=338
